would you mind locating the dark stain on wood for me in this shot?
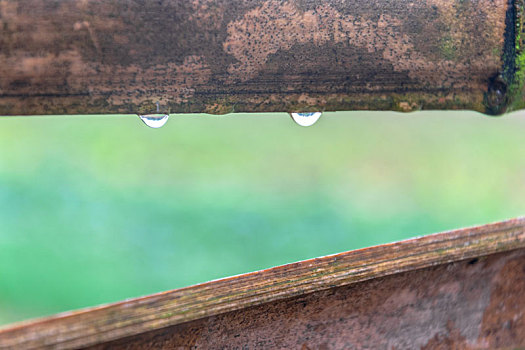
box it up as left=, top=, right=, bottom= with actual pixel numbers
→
left=0, top=0, right=515, bottom=115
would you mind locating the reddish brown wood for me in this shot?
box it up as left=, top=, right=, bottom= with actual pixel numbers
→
left=0, top=217, right=524, bottom=349
left=89, top=249, right=525, bottom=349
left=0, top=0, right=518, bottom=115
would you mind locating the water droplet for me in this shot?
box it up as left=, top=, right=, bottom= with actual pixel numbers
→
left=289, top=112, right=322, bottom=127
left=138, top=114, right=170, bottom=128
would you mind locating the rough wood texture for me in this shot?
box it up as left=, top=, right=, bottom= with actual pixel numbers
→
left=0, top=217, right=524, bottom=349
left=0, top=0, right=520, bottom=115
left=89, top=249, right=525, bottom=349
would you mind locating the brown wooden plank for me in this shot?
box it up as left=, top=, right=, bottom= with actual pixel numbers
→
left=89, top=248, right=525, bottom=349
left=0, top=0, right=523, bottom=115
left=0, top=217, right=524, bottom=349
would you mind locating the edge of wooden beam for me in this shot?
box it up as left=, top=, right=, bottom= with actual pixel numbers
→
left=1, top=217, right=524, bottom=349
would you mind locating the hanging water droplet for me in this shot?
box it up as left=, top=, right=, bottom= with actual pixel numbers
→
left=289, top=112, right=322, bottom=127
left=138, top=114, right=170, bottom=128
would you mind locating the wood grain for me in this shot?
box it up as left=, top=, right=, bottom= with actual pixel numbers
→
left=0, top=217, right=524, bottom=349
left=0, top=0, right=517, bottom=115
left=89, top=249, right=525, bottom=349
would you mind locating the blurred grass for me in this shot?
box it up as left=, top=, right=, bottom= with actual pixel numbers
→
left=0, top=111, right=524, bottom=325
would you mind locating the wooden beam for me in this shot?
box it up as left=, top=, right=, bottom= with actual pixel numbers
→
left=0, top=0, right=524, bottom=116
left=88, top=248, right=525, bottom=349
left=0, top=217, right=524, bottom=349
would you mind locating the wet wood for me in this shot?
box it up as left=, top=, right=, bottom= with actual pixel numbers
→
left=89, top=248, right=525, bottom=349
left=0, top=217, right=524, bottom=349
left=0, top=0, right=522, bottom=115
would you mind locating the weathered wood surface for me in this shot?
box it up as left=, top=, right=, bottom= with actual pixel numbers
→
left=0, top=217, right=524, bottom=349
left=0, top=0, right=523, bottom=116
left=89, top=248, right=525, bottom=349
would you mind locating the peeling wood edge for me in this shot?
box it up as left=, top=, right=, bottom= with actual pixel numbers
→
left=0, top=217, right=524, bottom=350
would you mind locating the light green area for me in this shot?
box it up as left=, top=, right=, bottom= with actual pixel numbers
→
left=0, top=111, right=524, bottom=325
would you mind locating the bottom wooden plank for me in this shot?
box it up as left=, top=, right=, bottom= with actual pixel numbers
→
left=0, top=217, right=524, bottom=349
left=90, top=248, right=525, bottom=349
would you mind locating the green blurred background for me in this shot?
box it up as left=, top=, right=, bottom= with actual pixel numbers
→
left=0, top=111, right=524, bottom=325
